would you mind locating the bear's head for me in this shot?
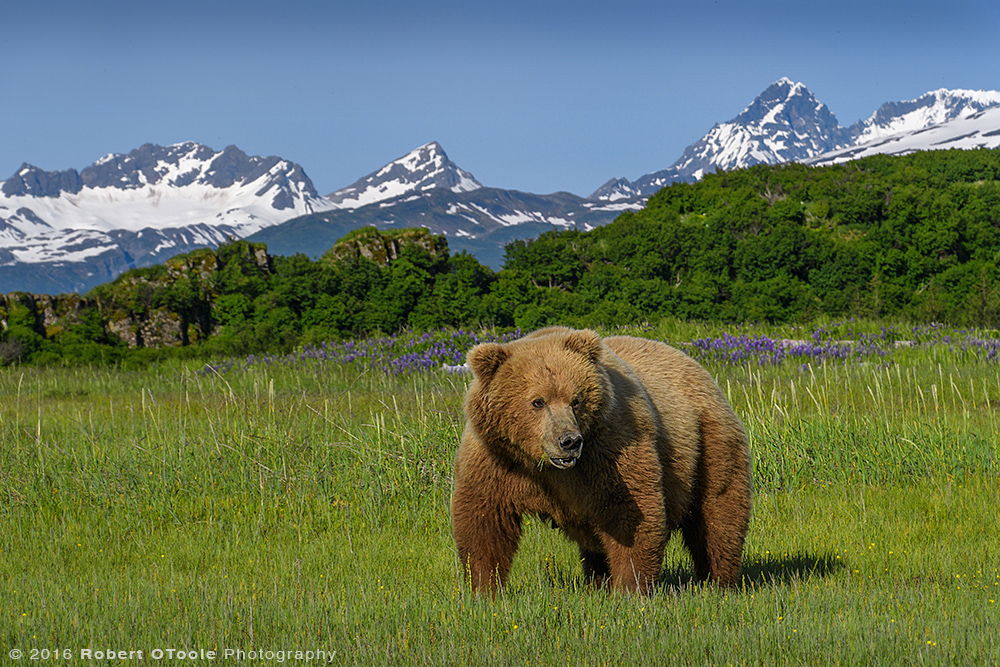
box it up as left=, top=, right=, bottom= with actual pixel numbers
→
left=464, top=328, right=613, bottom=471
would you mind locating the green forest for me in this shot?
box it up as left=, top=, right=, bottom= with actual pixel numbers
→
left=2, top=147, right=1000, bottom=365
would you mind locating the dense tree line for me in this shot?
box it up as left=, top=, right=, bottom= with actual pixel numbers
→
left=2, top=148, right=999, bottom=365
left=498, top=148, right=1000, bottom=328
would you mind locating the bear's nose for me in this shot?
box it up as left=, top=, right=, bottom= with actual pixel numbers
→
left=559, top=433, right=583, bottom=455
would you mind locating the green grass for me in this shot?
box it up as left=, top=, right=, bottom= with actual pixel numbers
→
left=1, top=326, right=999, bottom=665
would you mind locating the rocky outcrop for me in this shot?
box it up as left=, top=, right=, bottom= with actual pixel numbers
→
left=0, top=241, right=271, bottom=354
left=0, top=291, right=95, bottom=363
left=0, top=292, right=89, bottom=335
left=322, top=227, right=446, bottom=266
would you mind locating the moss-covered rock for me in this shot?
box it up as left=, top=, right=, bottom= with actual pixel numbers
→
left=322, top=227, right=447, bottom=266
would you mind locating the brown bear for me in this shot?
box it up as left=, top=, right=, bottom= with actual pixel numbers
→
left=451, top=327, right=751, bottom=594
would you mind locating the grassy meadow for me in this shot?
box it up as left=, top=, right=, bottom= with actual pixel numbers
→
left=1, top=320, right=999, bottom=665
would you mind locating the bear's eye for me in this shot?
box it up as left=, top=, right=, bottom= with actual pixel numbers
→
left=532, top=397, right=546, bottom=409
left=571, top=397, right=581, bottom=409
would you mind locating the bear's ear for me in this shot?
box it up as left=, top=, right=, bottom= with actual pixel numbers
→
left=563, top=329, right=603, bottom=364
left=467, top=343, right=509, bottom=383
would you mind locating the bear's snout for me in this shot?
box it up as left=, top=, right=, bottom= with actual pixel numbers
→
left=559, top=433, right=583, bottom=455
left=546, top=428, right=583, bottom=470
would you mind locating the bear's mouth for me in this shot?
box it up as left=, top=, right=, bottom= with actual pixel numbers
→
left=549, top=456, right=578, bottom=470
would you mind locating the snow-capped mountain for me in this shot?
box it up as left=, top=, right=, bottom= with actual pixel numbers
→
left=591, top=78, right=842, bottom=200
left=326, top=142, right=482, bottom=209
left=0, top=142, right=334, bottom=293
left=664, top=78, right=845, bottom=178
left=591, top=79, right=1000, bottom=200
left=806, top=105, right=1000, bottom=167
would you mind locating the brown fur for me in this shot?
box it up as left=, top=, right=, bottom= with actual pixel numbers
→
left=451, top=327, right=751, bottom=594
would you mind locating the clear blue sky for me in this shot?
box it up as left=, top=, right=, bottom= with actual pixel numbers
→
left=3, top=0, right=998, bottom=197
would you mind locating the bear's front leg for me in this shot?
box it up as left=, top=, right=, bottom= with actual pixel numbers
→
left=452, top=485, right=522, bottom=594
left=598, top=522, right=667, bottom=594
left=604, top=544, right=664, bottom=593
left=606, top=538, right=666, bottom=594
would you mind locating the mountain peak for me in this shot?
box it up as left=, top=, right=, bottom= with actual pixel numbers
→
left=751, top=78, right=811, bottom=104
left=759, top=77, right=804, bottom=99
left=327, top=141, right=482, bottom=209
left=379, top=142, right=447, bottom=177
left=734, top=79, right=838, bottom=129
left=1, top=163, right=84, bottom=197
left=655, top=79, right=842, bottom=182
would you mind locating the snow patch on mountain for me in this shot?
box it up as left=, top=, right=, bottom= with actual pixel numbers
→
left=806, top=106, right=1000, bottom=166
left=587, top=177, right=646, bottom=203
left=852, top=88, right=1000, bottom=145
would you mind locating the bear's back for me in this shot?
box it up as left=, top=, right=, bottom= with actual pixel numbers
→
left=603, top=336, right=724, bottom=413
